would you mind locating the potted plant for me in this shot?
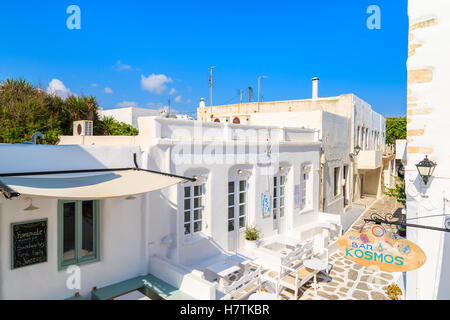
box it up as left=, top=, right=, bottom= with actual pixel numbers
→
left=385, top=284, right=403, bottom=300
left=244, top=225, right=261, bottom=250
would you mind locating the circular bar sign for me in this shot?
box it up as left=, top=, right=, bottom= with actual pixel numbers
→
left=338, top=226, right=426, bottom=272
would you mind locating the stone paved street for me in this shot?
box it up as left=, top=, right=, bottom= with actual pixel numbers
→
left=298, top=196, right=403, bottom=300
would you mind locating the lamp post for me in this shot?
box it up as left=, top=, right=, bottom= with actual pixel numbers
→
left=415, top=155, right=437, bottom=185
left=354, top=145, right=361, bottom=156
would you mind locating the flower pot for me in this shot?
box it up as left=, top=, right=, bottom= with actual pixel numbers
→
left=245, top=239, right=258, bottom=250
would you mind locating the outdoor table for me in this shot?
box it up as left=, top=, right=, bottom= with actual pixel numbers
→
left=113, top=290, right=151, bottom=300
left=204, top=261, right=241, bottom=286
left=226, top=254, right=253, bottom=268
left=303, top=259, right=328, bottom=296
left=248, top=292, right=277, bottom=300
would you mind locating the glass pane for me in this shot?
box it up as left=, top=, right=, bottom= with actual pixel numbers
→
left=184, top=223, right=190, bottom=235
left=280, top=197, right=285, bottom=207
left=274, top=187, right=277, bottom=197
left=280, top=207, right=285, bottom=217
left=194, top=197, right=201, bottom=208
left=194, top=209, right=202, bottom=221
left=63, top=202, right=76, bottom=262
left=239, top=192, right=245, bottom=204
left=194, top=185, right=202, bottom=196
left=194, top=221, right=202, bottom=233
left=184, top=211, right=190, bottom=223
left=81, top=201, right=95, bottom=257
left=280, top=176, right=285, bottom=185
left=280, top=186, right=285, bottom=196
left=273, top=198, right=277, bottom=209
left=228, top=194, right=234, bottom=206
left=184, top=187, right=190, bottom=198
left=273, top=209, right=277, bottom=219
left=239, top=181, right=246, bottom=192
left=184, top=199, right=190, bottom=210
left=274, top=177, right=277, bottom=186
left=239, top=205, right=246, bottom=217
left=239, top=217, right=245, bottom=228
left=228, top=207, right=234, bottom=219
left=228, top=220, right=234, bottom=232
left=228, top=182, right=234, bottom=193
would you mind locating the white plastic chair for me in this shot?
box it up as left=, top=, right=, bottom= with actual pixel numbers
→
left=312, top=234, right=331, bottom=281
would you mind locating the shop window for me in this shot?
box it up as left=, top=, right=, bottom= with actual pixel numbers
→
left=58, top=200, right=100, bottom=270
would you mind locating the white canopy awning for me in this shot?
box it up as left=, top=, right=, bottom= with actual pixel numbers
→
left=0, top=169, right=188, bottom=200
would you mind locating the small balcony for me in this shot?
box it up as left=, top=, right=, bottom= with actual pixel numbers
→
left=357, top=149, right=382, bottom=170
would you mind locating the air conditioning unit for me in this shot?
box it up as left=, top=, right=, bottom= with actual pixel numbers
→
left=73, top=120, right=93, bottom=136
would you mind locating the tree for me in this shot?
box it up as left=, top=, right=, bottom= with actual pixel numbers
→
left=384, top=176, right=406, bottom=206
left=385, top=116, right=407, bottom=145
left=0, top=78, right=138, bottom=144
left=96, top=116, right=138, bottom=136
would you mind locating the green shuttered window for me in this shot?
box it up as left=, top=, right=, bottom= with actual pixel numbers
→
left=58, top=200, right=100, bottom=270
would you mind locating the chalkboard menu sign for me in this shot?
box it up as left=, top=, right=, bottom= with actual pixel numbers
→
left=11, top=219, right=48, bottom=269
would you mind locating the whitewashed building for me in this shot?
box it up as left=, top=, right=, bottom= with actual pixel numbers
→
left=0, top=116, right=342, bottom=300
left=405, top=0, right=450, bottom=300
left=197, top=80, right=393, bottom=220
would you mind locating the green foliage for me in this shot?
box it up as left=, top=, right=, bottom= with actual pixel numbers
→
left=385, top=117, right=407, bottom=146
left=0, top=78, right=137, bottom=144
left=245, top=225, right=261, bottom=241
left=385, top=284, right=403, bottom=300
left=384, top=176, right=406, bottom=206
left=96, top=116, right=138, bottom=136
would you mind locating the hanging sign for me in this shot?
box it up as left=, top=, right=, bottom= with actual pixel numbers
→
left=261, top=191, right=271, bottom=218
left=337, top=225, right=426, bottom=272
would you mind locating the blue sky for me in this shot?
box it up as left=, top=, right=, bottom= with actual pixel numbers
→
left=0, top=0, right=408, bottom=117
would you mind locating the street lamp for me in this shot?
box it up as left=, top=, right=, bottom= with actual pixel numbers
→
left=354, top=145, right=361, bottom=156
left=415, top=155, right=437, bottom=185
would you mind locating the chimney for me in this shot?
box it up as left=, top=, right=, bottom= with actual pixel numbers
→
left=312, top=77, right=319, bottom=100
left=199, top=98, right=206, bottom=108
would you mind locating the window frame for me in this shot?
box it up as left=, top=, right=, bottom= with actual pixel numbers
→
left=57, top=200, right=100, bottom=271
left=273, top=175, right=286, bottom=220
left=227, top=179, right=247, bottom=232
left=183, top=184, right=205, bottom=238
left=300, top=164, right=313, bottom=212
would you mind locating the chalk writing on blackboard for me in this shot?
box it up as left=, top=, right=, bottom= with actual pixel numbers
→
left=12, top=219, right=47, bottom=269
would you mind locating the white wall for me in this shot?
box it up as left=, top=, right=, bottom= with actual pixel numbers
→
left=0, top=144, right=149, bottom=300
left=100, top=107, right=161, bottom=129
left=406, top=0, right=450, bottom=300
left=136, top=117, right=321, bottom=267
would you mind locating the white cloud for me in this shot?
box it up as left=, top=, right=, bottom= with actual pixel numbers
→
left=104, top=87, right=113, bottom=94
left=91, top=83, right=98, bottom=87
left=116, top=101, right=138, bottom=108
left=141, top=73, right=173, bottom=95
left=174, top=95, right=182, bottom=103
left=115, top=60, right=132, bottom=71
left=46, top=79, right=73, bottom=99
left=169, top=88, right=176, bottom=95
